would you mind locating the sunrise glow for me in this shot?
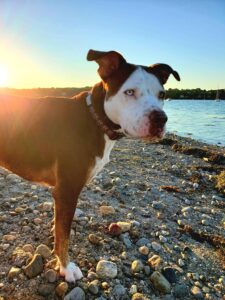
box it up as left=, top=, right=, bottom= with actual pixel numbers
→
left=0, top=66, right=8, bottom=87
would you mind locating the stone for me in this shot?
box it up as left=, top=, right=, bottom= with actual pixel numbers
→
left=148, top=255, right=161, bottom=269
left=99, top=205, right=115, bottom=215
left=42, top=202, right=53, bottom=212
left=74, top=208, right=84, bottom=218
left=23, top=244, right=34, bottom=253
left=162, top=267, right=177, bottom=283
left=88, top=234, right=101, bottom=245
left=108, top=223, right=122, bottom=236
left=64, top=287, right=85, bottom=300
left=88, top=279, right=99, bottom=295
left=38, top=284, right=55, bottom=296
left=191, top=286, right=203, bottom=299
left=117, top=221, right=131, bottom=232
left=151, top=241, right=162, bottom=252
left=136, top=238, right=149, bottom=247
left=150, top=271, right=171, bottom=294
left=96, top=260, right=117, bottom=278
left=132, top=293, right=148, bottom=300
left=8, top=267, right=21, bottom=279
left=130, top=284, right=138, bottom=295
left=45, top=269, right=57, bottom=283
left=178, top=258, right=185, bottom=267
left=35, top=244, right=52, bottom=259
left=131, top=260, right=144, bottom=273
left=55, top=282, right=68, bottom=297
left=138, top=246, right=149, bottom=255
left=120, top=234, right=132, bottom=249
left=24, top=254, right=44, bottom=278
left=113, top=284, right=126, bottom=299
left=3, top=235, right=16, bottom=242
left=174, top=284, right=189, bottom=298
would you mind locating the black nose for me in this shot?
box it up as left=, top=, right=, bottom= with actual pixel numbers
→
left=149, top=110, right=168, bottom=126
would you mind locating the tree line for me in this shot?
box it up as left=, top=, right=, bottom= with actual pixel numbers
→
left=0, top=87, right=224, bottom=100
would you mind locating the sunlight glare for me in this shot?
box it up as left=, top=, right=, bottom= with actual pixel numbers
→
left=0, top=66, right=8, bottom=87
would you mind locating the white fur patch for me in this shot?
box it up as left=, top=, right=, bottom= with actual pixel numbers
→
left=88, top=134, right=115, bottom=182
left=60, top=262, right=83, bottom=283
left=104, top=67, right=165, bottom=139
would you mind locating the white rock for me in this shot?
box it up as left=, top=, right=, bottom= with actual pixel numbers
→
left=96, top=260, right=117, bottom=279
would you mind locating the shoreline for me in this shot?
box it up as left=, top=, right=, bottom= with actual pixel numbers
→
left=0, top=134, right=224, bottom=299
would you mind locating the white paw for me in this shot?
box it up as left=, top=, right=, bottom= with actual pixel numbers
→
left=60, top=262, right=83, bottom=283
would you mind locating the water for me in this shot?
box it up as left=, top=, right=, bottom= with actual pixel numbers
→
left=164, top=100, right=225, bottom=146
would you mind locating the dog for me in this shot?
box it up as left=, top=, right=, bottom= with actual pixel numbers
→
left=0, top=49, right=180, bottom=282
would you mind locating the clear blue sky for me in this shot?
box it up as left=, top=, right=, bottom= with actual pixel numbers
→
left=0, top=0, right=224, bottom=89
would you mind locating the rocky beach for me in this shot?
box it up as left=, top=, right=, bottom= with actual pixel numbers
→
left=0, top=134, right=224, bottom=300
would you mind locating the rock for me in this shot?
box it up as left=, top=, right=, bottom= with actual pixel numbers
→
left=23, top=244, right=34, bottom=253
left=108, top=223, right=122, bottom=236
left=3, top=235, right=16, bottom=242
left=74, top=208, right=84, bottom=218
left=144, top=266, right=151, bottom=276
left=162, top=267, right=177, bottom=283
left=38, top=283, right=55, bottom=296
left=34, top=218, right=42, bottom=225
left=152, top=201, right=164, bottom=210
left=151, top=241, right=162, bottom=251
left=191, top=286, right=203, bottom=299
left=173, top=284, right=189, bottom=298
left=113, top=284, right=126, bottom=299
left=35, top=244, right=52, bottom=259
left=178, top=258, right=185, bottom=267
left=24, top=254, right=44, bottom=278
left=87, top=271, right=98, bottom=281
left=117, top=221, right=131, bottom=232
left=136, top=238, right=149, bottom=247
left=150, top=271, right=171, bottom=294
left=130, top=284, right=138, bottom=295
left=132, top=293, right=148, bottom=300
left=8, top=267, right=21, bottom=279
left=120, top=234, right=132, bottom=248
left=96, top=260, right=117, bottom=278
left=42, top=202, right=53, bottom=212
left=99, top=205, right=115, bottom=215
left=88, top=234, right=101, bottom=245
left=148, top=255, right=161, bottom=269
left=138, top=246, right=149, bottom=255
left=55, top=282, right=68, bottom=297
left=88, top=279, right=99, bottom=295
left=64, top=287, right=85, bottom=300
left=131, top=260, right=144, bottom=273
left=45, top=269, right=57, bottom=283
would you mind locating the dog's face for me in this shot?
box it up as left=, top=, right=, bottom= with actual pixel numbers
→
left=87, top=50, right=180, bottom=140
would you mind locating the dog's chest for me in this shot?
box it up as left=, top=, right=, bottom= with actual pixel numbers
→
left=88, top=135, right=115, bottom=182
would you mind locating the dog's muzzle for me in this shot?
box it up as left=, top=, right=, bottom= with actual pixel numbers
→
left=149, top=109, right=168, bottom=138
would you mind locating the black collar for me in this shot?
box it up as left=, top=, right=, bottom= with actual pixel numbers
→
left=86, top=93, right=124, bottom=140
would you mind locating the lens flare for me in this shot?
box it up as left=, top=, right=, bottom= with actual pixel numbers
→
left=0, top=66, right=8, bottom=87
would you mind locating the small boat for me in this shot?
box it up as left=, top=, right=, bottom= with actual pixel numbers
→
left=215, top=89, right=220, bottom=102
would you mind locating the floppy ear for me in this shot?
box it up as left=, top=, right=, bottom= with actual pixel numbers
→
left=149, top=63, right=180, bottom=84
left=87, top=49, right=126, bottom=80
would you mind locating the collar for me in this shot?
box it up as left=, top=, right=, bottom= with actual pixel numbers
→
left=86, top=93, right=124, bottom=140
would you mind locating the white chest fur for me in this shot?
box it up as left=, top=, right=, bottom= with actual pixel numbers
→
left=88, top=134, right=115, bottom=182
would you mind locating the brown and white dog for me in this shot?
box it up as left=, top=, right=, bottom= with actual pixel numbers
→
left=0, top=50, right=180, bottom=282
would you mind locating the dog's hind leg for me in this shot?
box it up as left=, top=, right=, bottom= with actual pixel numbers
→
left=52, top=181, right=83, bottom=283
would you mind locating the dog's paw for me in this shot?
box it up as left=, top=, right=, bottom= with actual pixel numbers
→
left=60, top=262, right=83, bottom=283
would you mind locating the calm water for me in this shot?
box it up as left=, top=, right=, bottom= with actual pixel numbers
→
left=164, top=100, right=225, bottom=146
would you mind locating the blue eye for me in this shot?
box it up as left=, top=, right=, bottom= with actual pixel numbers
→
left=124, top=89, right=135, bottom=96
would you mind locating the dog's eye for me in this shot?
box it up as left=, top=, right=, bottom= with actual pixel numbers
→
left=158, top=91, right=165, bottom=99
left=124, top=89, right=135, bottom=96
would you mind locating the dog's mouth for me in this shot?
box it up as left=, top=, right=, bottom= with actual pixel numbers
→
left=123, top=126, right=166, bottom=141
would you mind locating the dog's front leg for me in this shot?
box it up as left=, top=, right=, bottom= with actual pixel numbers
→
left=52, top=183, right=83, bottom=283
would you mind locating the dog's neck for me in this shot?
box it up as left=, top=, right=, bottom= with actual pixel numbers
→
left=88, top=82, right=123, bottom=140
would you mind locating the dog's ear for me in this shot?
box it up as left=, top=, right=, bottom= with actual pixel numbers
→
left=87, top=49, right=126, bottom=80
left=149, top=63, right=180, bottom=84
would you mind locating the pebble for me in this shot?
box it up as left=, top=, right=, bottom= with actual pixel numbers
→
left=130, top=284, right=138, bottom=295
left=35, top=244, right=52, bottom=259
left=117, top=221, right=131, bottom=232
left=8, top=267, right=21, bottom=279
left=88, top=279, right=99, bottom=295
left=45, top=269, right=57, bottom=283
left=55, top=282, right=68, bottom=297
left=152, top=201, right=164, bottom=210
left=151, top=241, right=162, bottom=251
left=34, top=218, right=42, bottom=225
left=24, top=254, right=44, bottom=278
left=159, top=235, right=167, bottom=243
left=96, top=260, right=117, bottom=278
left=162, top=267, right=177, bottom=283
left=42, top=202, right=53, bottom=212
left=138, top=245, right=149, bottom=255
left=23, top=244, right=34, bottom=253
left=64, top=286, right=86, bottom=300
left=178, top=258, right=185, bottom=267
left=108, top=223, right=122, bottom=236
left=191, top=286, right=203, bottom=299
left=38, top=284, right=55, bottom=296
left=150, top=271, right=171, bottom=294
left=173, top=284, right=189, bottom=298
left=148, top=255, right=161, bottom=269
left=113, top=284, right=126, bottom=299
left=136, top=238, right=149, bottom=247
left=88, top=233, right=101, bottom=245
left=131, top=260, right=144, bottom=273
left=120, top=233, right=132, bottom=248
left=132, top=293, right=148, bottom=300
left=3, top=234, right=16, bottom=242
left=99, top=205, right=115, bottom=215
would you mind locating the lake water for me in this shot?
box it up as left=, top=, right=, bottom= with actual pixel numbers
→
left=164, top=100, right=225, bottom=146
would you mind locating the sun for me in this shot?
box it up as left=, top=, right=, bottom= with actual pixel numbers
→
left=0, top=66, right=8, bottom=87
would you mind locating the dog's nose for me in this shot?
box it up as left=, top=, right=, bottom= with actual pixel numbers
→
left=149, top=110, right=168, bottom=126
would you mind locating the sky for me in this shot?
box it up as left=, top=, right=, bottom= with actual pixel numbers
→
left=0, top=0, right=225, bottom=89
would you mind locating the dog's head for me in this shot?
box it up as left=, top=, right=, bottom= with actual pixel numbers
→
left=87, top=49, right=180, bottom=141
